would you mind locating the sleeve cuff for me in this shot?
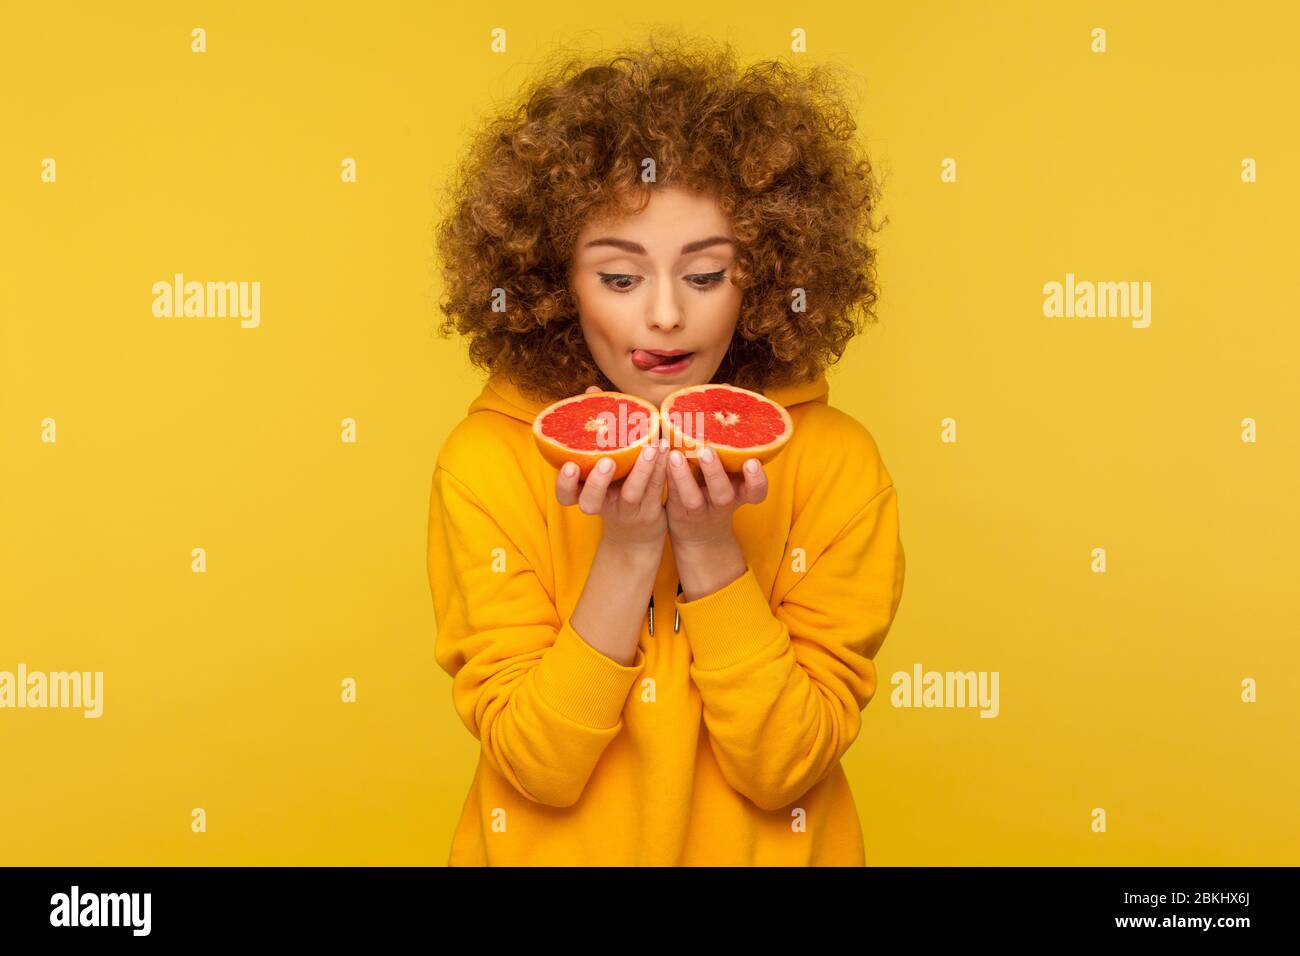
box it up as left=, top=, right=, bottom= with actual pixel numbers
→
left=675, top=564, right=785, bottom=670
left=533, top=619, right=646, bottom=729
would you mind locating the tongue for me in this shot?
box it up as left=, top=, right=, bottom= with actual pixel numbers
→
left=632, top=349, right=684, bottom=370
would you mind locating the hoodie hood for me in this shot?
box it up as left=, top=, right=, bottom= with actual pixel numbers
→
left=467, top=371, right=830, bottom=423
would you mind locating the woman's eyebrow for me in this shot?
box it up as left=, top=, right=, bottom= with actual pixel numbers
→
left=582, top=236, right=736, bottom=255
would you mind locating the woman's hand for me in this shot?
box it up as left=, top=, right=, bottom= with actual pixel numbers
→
left=555, top=386, right=671, bottom=554
left=664, top=446, right=767, bottom=600
left=664, top=446, right=768, bottom=550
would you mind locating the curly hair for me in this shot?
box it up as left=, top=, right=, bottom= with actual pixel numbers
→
left=433, top=30, right=888, bottom=403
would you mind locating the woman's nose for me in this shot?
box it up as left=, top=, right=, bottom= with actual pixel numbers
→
left=647, top=274, right=685, bottom=332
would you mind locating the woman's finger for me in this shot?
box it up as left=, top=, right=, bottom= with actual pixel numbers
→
left=555, top=461, right=581, bottom=507
left=695, top=447, right=735, bottom=507
left=619, top=440, right=660, bottom=505
left=667, top=449, right=707, bottom=510
left=740, top=459, right=768, bottom=505
left=577, top=457, right=616, bottom=514
left=638, top=437, right=670, bottom=507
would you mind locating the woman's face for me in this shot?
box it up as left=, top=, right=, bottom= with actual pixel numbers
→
left=569, top=185, right=742, bottom=405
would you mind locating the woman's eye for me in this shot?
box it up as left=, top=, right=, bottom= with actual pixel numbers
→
left=686, top=270, right=726, bottom=290
left=597, top=273, right=639, bottom=292
left=597, top=270, right=726, bottom=293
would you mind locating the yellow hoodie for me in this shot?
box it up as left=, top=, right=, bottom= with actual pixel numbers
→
left=427, top=371, right=906, bottom=866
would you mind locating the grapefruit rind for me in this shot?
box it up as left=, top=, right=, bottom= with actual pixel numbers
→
left=532, top=391, right=661, bottom=481
left=659, top=383, right=794, bottom=473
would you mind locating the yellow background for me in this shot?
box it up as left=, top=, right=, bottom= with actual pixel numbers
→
left=2, top=1, right=1296, bottom=865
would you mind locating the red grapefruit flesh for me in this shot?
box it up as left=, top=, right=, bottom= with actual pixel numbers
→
left=533, top=391, right=661, bottom=480
left=660, top=383, right=794, bottom=472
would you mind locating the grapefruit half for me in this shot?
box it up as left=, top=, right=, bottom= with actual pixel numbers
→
left=532, top=391, right=661, bottom=481
left=660, top=383, right=794, bottom=472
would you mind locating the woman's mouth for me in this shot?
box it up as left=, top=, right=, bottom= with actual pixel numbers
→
left=631, top=349, right=694, bottom=374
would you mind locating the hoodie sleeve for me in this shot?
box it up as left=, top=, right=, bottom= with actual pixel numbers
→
left=674, top=482, right=905, bottom=812
left=427, top=463, right=646, bottom=808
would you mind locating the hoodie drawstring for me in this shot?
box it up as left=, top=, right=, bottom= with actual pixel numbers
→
left=647, top=580, right=684, bottom=636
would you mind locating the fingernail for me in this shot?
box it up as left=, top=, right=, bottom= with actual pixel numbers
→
left=641, top=444, right=657, bottom=461
left=599, top=458, right=614, bottom=473
left=562, top=463, right=576, bottom=477
left=670, top=450, right=683, bottom=467
left=700, top=447, right=714, bottom=464
left=745, top=459, right=759, bottom=474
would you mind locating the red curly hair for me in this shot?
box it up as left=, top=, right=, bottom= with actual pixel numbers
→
left=433, top=30, right=887, bottom=403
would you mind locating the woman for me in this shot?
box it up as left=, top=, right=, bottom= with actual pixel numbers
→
left=428, top=34, right=905, bottom=865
